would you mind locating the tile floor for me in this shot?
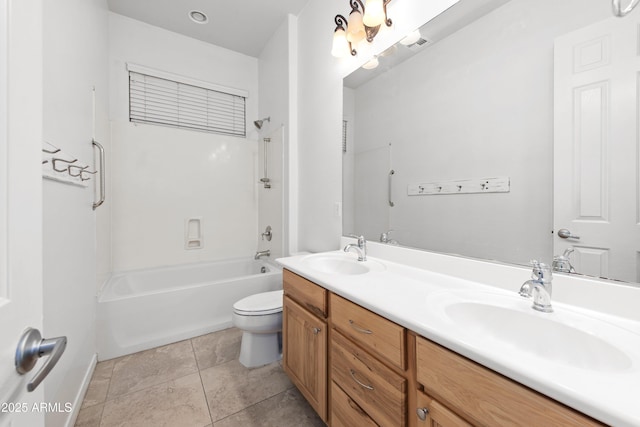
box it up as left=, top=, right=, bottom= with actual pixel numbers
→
left=75, top=328, right=324, bottom=427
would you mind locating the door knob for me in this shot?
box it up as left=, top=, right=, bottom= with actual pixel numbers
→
left=557, top=228, right=580, bottom=240
left=15, top=328, right=67, bottom=392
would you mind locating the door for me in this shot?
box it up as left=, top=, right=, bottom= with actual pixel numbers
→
left=0, top=0, right=46, bottom=426
left=282, top=295, right=327, bottom=421
left=554, top=14, right=640, bottom=282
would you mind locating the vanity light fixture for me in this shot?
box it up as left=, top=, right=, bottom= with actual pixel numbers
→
left=189, top=10, right=209, bottom=24
left=331, top=0, right=393, bottom=58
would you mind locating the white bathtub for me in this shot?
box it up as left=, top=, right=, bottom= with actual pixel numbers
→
left=97, top=258, right=282, bottom=360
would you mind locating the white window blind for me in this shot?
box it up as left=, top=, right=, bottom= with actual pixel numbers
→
left=129, top=71, right=246, bottom=137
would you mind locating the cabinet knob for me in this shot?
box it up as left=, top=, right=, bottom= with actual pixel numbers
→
left=312, top=327, right=321, bottom=335
left=416, top=407, right=429, bottom=421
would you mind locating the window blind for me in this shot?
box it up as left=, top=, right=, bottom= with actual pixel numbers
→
left=129, top=71, right=246, bottom=137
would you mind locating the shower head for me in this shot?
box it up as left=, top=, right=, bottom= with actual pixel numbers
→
left=254, top=116, right=270, bottom=129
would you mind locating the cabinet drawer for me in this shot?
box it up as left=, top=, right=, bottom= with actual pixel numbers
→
left=331, top=381, right=377, bottom=427
left=416, top=337, right=603, bottom=427
left=331, top=331, right=406, bottom=427
left=283, top=269, right=327, bottom=318
left=331, top=293, right=406, bottom=370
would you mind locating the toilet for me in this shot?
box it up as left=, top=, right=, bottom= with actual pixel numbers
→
left=232, top=290, right=284, bottom=368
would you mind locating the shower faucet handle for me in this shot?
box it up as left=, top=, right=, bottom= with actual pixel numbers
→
left=261, top=226, right=272, bottom=241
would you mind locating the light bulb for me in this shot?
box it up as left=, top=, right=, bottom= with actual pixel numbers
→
left=346, top=10, right=366, bottom=44
left=331, top=28, right=351, bottom=58
left=362, top=56, right=379, bottom=69
left=400, top=29, right=421, bottom=46
left=363, top=0, right=385, bottom=27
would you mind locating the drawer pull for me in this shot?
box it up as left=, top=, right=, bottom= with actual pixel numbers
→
left=349, top=319, right=373, bottom=334
left=312, top=327, right=321, bottom=335
left=349, top=369, right=374, bottom=390
left=417, top=407, right=430, bottom=421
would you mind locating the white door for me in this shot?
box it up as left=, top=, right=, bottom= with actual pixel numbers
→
left=0, top=0, right=47, bottom=426
left=554, top=14, right=640, bottom=282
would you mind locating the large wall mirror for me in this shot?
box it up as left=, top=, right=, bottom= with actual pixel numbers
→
left=343, top=0, right=640, bottom=286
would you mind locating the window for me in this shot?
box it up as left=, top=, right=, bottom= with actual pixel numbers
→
left=128, top=64, right=247, bottom=137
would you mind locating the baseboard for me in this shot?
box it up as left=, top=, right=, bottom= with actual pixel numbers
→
left=64, top=353, right=97, bottom=427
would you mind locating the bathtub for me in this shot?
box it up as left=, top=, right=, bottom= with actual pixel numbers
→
left=96, top=258, right=283, bottom=360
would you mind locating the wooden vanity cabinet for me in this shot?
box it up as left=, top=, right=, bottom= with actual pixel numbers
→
left=282, top=270, right=328, bottom=422
left=331, top=330, right=407, bottom=426
left=415, top=336, right=603, bottom=427
left=282, top=269, right=604, bottom=427
left=282, top=270, right=410, bottom=426
left=329, top=293, right=409, bottom=427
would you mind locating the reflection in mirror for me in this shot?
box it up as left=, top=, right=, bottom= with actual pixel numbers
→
left=343, top=0, right=640, bottom=286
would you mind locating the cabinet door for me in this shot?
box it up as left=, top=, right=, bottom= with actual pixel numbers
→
left=282, top=295, right=327, bottom=421
left=416, top=389, right=471, bottom=427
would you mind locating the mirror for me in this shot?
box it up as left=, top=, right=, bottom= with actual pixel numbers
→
left=343, top=0, right=640, bottom=286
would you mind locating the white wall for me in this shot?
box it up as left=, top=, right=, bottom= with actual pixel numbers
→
left=42, top=0, right=109, bottom=425
left=295, top=0, right=459, bottom=252
left=107, top=13, right=260, bottom=272
left=348, top=0, right=609, bottom=265
left=110, top=123, right=258, bottom=271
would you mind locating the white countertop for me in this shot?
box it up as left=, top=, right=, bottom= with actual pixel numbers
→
left=277, top=249, right=640, bottom=427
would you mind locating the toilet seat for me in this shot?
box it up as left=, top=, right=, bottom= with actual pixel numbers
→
left=233, top=290, right=283, bottom=316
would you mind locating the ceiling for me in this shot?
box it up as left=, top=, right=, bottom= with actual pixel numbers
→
left=107, top=0, right=310, bottom=57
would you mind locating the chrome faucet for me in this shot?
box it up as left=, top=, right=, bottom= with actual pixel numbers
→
left=344, top=235, right=367, bottom=261
left=552, top=248, right=576, bottom=273
left=254, top=249, right=270, bottom=260
left=519, top=260, right=553, bottom=313
left=379, top=230, right=398, bottom=245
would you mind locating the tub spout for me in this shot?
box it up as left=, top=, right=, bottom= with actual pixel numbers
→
left=255, top=250, right=270, bottom=260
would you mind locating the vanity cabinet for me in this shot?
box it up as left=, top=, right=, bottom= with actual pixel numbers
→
left=282, top=270, right=409, bottom=426
left=282, top=268, right=603, bottom=427
left=282, top=270, right=328, bottom=422
left=329, top=293, right=409, bottom=427
left=331, top=330, right=407, bottom=426
left=415, top=336, right=603, bottom=426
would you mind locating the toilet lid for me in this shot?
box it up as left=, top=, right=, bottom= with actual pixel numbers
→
left=233, top=290, right=283, bottom=316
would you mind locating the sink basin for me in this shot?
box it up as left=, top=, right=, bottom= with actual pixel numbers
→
left=301, top=253, right=385, bottom=275
left=427, top=290, right=636, bottom=372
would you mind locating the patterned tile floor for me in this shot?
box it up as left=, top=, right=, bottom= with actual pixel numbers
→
left=75, top=328, right=324, bottom=427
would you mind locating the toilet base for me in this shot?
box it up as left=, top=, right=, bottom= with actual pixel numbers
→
left=238, top=331, right=282, bottom=368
